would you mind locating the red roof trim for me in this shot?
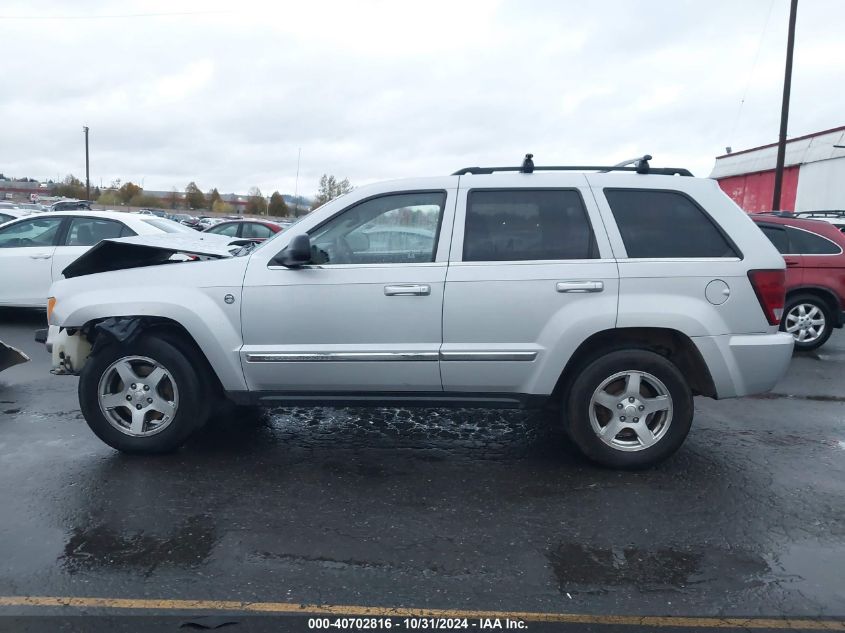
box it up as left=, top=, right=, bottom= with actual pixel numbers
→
left=715, top=124, right=845, bottom=160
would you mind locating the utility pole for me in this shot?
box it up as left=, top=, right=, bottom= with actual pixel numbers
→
left=83, top=126, right=90, bottom=201
left=293, top=147, right=301, bottom=217
left=772, top=0, right=798, bottom=211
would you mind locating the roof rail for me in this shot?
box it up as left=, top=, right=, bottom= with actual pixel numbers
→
left=795, top=210, right=845, bottom=218
left=452, top=154, right=693, bottom=177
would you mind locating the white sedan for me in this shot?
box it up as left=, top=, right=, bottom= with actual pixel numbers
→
left=0, top=210, right=222, bottom=308
left=0, top=208, right=31, bottom=225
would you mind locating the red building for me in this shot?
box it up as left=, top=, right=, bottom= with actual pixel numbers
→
left=710, top=125, right=845, bottom=213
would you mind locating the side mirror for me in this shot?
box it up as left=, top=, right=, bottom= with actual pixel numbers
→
left=273, top=234, right=312, bottom=267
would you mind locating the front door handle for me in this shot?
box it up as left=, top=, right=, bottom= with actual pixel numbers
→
left=384, top=284, right=431, bottom=296
left=29, top=253, right=52, bottom=260
left=556, top=280, right=604, bottom=293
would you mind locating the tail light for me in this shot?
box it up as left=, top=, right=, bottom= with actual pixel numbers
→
left=747, top=269, right=786, bottom=325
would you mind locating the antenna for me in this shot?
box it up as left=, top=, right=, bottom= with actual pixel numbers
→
left=293, top=147, right=301, bottom=217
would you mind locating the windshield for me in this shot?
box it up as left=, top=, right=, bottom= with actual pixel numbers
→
left=141, top=218, right=195, bottom=233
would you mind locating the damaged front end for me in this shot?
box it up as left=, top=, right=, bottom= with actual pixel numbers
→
left=46, top=234, right=252, bottom=375
left=48, top=317, right=172, bottom=376
left=0, top=340, right=29, bottom=374
left=46, top=233, right=255, bottom=376
left=62, top=233, right=247, bottom=278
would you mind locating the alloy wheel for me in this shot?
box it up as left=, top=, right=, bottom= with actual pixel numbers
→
left=97, top=355, right=179, bottom=437
left=784, top=303, right=826, bottom=344
left=588, top=370, right=673, bottom=452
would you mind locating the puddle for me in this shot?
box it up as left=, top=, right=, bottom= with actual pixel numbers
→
left=60, top=514, right=217, bottom=574
left=548, top=543, right=769, bottom=593
left=196, top=406, right=561, bottom=461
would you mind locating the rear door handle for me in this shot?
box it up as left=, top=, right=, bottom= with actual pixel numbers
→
left=29, top=253, right=52, bottom=260
left=784, top=258, right=800, bottom=268
left=556, top=280, right=604, bottom=293
left=384, top=284, right=431, bottom=296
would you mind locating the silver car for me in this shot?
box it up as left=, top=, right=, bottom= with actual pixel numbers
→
left=45, top=160, right=793, bottom=468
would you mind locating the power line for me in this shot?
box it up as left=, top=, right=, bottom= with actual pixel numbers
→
left=0, top=10, right=232, bottom=20
left=728, top=0, right=776, bottom=143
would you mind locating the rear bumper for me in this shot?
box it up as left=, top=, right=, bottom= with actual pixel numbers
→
left=692, top=332, right=794, bottom=399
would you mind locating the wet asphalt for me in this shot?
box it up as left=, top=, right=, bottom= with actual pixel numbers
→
left=0, top=307, right=843, bottom=629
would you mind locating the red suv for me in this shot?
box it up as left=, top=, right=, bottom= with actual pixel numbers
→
left=752, top=213, right=845, bottom=350
left=203, top=219, right=283, bottom=241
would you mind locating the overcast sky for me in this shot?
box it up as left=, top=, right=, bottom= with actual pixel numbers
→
left=1, top=0, right=843, bottom=197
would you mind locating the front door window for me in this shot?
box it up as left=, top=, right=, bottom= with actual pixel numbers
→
left=309, top=192, right=445, bottom=265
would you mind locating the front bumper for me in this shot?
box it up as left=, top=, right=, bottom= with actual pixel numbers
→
left=693, top=332, right=794, bottom=399
left=44, top=325, right=92, bottom=375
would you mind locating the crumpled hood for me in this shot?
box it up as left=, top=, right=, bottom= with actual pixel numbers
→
left=0, top=339, right=29, bottom=373
left=62, top=233, right=248, bottom=279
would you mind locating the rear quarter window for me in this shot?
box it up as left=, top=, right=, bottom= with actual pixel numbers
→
left=786, top=226, right=841, bottom=255
left=604, top=189, right=738, bottom=259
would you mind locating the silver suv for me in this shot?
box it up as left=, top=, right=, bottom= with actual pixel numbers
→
left=46, top=158, right=794, bottom=468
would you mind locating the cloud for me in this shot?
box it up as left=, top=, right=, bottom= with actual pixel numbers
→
left=1, top=0, right=843, bottom=195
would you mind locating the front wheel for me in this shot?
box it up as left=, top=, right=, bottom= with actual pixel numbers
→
left=78, top=335, right=208, bottom=453
left=781, top=294, right=833, bottom=351
left=565, top=350, right=693, bottom=469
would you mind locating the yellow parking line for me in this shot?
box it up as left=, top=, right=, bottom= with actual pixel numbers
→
left=0, top=596, right=843, bottom=630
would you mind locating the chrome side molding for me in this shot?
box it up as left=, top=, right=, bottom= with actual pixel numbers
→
left=245, top=351, right=538, bottom=363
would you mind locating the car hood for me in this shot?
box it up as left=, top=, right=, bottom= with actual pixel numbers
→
left=62, top=233, right=248, bottom=278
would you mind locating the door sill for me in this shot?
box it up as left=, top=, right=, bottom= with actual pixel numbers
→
left=226, top=390, right=549, bottom=409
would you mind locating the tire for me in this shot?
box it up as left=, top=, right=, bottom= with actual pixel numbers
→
left=78, top=335, right=209, bottom=454
left=565, top=350, right=693, bottom=469
left=781, top=293, right=833, bottom=351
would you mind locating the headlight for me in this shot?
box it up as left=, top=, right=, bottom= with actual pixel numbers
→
left=47, top=297, right=56, bottom=324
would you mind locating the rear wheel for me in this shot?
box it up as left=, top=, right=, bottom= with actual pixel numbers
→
left=781, top=294, right=833, bottom=351
left=79, top=335, right=208, bottom=453
left=565, top=350, right=693, bottom=469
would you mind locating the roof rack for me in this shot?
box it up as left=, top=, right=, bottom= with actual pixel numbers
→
left=453, top=154, right=693, bottom=177
left=794, top=210, right=845, bottom=218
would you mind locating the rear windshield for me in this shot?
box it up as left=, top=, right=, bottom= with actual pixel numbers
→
left=141, top=218, right=194, bottom=233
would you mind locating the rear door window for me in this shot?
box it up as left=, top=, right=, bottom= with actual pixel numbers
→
left=463, top=189, right=597, bottom=261
left=242, top=223, right=274, bottom=239
left=604, top=189, right=738, bottom=258
left=759, top=225, right=790, bottom=254
left=208, top=222, right=240, bottom=237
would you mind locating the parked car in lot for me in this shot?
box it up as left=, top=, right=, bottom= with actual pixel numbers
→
left=196, top=216, right=222, bottom=230
left=0, top=211, right=229, bottom=307
left=49, top=199, right=93, bottom=212
left=203, top=219, right=282, bottom=241
left=795, top=211, right=845, bottom=233
left=45, top=158, right=793, bottom=468
left=752, top=213, right=845, bottom=350
left=0, top=208, right=31, bottom=224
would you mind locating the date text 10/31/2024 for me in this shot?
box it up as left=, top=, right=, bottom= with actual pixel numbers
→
left=307, top=617, right=528, bottom=630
